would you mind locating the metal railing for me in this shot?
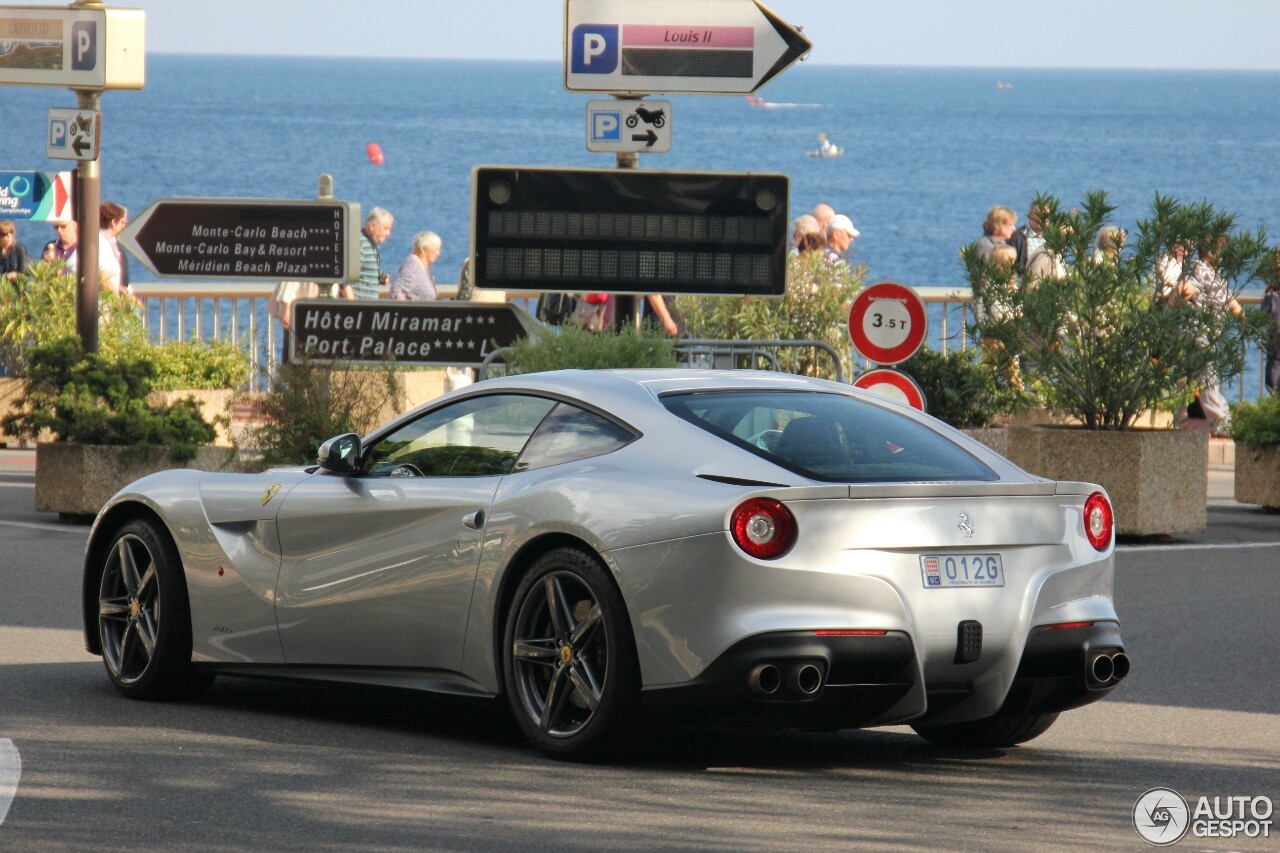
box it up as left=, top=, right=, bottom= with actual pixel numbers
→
left=129, top=282, right=1271, bottom=399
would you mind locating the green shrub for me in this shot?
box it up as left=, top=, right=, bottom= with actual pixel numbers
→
left=248, top=359, right=403, bottom=468
left=1229, top=394, right=1280, bottom=447
left=900, top=347, right=1029, bottom=429
left=138, top=338, right=251, bottom=391
left=676, top=252, right=865, bottom=380
left=968, top=191, right=1270, bottom=430
left=2, top=337, right=215, bottom=461
left=0, top=262, right=145, bottom=373
left=503, top=323, right=678, bottom=373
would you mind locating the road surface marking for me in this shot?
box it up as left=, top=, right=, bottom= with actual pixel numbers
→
left=0, top=739, right=19, bottom=826
left=1117, top=541, right=1280, bottom=553
left=0, top=520, right=88, bottom=535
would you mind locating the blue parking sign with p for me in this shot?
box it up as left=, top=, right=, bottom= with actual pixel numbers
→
left=49, top=120, right=68, bottom=150
left=571, top=24, right=618, bottom=74
left=591, top=110, right=622, bottom=141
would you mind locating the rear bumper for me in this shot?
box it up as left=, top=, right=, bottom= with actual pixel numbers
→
left=642, top=630, right=917, bottom=729
left=641, top=621, right=1126, bottom=730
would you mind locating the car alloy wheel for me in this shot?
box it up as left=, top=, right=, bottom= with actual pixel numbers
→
left=99, top=533, right=162, bottom=686
left=512, top=569, right=608, bottom=737
left=504, top=548, right=640, bottom=758
left=96, top=520, right=209, bottom=701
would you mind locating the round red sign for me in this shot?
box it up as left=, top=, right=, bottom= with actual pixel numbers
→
left=852, top=368, right=927, bottom=411
left=847, top=281, right=928, bottom=365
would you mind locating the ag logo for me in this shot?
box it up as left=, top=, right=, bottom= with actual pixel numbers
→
left=1133, top=787, right=1190, bottom=845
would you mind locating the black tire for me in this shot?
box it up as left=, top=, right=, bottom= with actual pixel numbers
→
left=97, top=519, right=212, bottom=701
left=912, top=712, right=1059, bottom=748
left=502, top=547, right=641, bottom=760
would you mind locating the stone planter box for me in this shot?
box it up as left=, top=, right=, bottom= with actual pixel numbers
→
left=35, top=442, right=240, bottom=519
left=1234, top=444, right=1280, bottom=510
left=964, top=425, right=1207, bottom=536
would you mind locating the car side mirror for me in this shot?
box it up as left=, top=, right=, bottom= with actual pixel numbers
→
left=317, top=433, right=362, bottom=474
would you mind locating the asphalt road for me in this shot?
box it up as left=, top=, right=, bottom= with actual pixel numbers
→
left=1, top=460, right=1278, bottom=852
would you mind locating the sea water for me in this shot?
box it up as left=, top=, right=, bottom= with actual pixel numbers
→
left=1, top=57, right=1276, bottom=384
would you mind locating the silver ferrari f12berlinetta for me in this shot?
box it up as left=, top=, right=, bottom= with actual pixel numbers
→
left=82, top=369, right=1128, bottom=759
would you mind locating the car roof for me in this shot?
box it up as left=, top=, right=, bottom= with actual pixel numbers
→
left=477, top=368, right=847, bottom=400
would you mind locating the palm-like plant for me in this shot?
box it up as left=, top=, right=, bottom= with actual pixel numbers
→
left=966, top=191, right=1270, bottom=430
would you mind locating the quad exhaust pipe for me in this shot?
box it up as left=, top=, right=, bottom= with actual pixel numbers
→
left=747, top=663, right=782, bottom=696
left=747, top=661, right=824, bottom=698
left=1089, top=651, right=1130, bottom=686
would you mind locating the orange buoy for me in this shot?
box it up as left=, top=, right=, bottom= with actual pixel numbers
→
left=366, top=142, right=384, bottom=166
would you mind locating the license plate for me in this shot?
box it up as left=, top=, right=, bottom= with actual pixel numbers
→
left=920, top=554, right=1004, bottom=588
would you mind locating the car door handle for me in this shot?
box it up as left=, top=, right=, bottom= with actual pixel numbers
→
left=462, top=510, right=485, bottom=530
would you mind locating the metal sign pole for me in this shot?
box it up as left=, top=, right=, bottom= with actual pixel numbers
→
left=74, top=88, right=101, bottom=353
left=72, top=0, right=105, bottom=353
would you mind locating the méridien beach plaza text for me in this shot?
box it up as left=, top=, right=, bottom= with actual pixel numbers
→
left=153, top=224, right=325, bottom=276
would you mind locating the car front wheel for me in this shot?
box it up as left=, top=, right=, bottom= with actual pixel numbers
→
left=97, top=519, right=210, bottom=700
left=912, top=712, right=1059, bottom=748
left=502, top=547, right=640, bottom=760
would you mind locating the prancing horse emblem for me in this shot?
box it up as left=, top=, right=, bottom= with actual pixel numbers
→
left=958, top=513, right=975, bottom=539
left=261, top=483, right=281, bottom=506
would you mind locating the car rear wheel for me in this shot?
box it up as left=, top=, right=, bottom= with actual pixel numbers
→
left=911, top=712, right=1059, bottom=748
left=502, top=547, right=640, bottom=760
left=97, top=519, right=211, bottom=700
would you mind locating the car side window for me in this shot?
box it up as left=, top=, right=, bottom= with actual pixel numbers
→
left=513, top=403, right=635, bottom=472
left=363, top=394, right=557, bottom=478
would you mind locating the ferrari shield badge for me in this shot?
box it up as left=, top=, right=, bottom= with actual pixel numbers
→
left=261, top=483, right=281, bottom=506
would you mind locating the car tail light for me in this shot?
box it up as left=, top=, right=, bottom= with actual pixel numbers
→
left=1044, top=621, right=1094, bottom=630
left=813, top=629, right=888, bottom=636
left=730, top=498, right=796, bottom=560
left=1083, top=492, right=1113, bottom=551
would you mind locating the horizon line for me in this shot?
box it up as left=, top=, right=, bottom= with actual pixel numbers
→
left=143, top=52, right=1280, bottom=73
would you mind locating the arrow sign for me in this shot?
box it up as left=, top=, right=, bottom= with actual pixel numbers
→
left=290, top=301, right=540, bottom=367
left=565, top=0, right=811, bottom=95
left=586, top=99, right=672, bottom=153
left=47, top=108, right=100, bottom=161
left=119, top=197, right=361, bottom=283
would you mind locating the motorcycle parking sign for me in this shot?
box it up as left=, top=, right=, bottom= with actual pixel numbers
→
left=585, top=99, right=672, bottom=153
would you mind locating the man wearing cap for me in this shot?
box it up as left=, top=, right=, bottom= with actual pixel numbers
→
left=824, top=214, right=860, bottom=264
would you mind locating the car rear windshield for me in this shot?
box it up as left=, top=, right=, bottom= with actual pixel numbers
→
left=661, top=390, right=999, bottom=483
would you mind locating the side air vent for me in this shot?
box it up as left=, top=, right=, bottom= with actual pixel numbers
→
left=698, top=474, right=790, bottom=488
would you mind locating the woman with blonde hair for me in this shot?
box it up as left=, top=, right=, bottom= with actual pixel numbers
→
left=976, top=205, right=1017, bottom=260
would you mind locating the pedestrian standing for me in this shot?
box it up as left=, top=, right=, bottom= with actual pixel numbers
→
left=1262, top=249, right=1280, bottom=395
left=51, top=220, right=78, bottom=272
left=0, top=221, right=29, bottom=286
left=390, top=231, right=442, bottom=300
left=346, top=207, right=393, bottom=300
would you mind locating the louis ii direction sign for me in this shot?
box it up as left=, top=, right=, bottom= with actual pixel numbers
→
left=564, top=0, right=811, bottom=95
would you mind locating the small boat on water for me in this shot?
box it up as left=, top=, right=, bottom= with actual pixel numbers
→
left=807, top=133, right=844, bottom=158
left=995, top=80, right=1014, bottom=90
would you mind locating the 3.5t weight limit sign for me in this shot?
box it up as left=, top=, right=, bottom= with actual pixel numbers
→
left=848, top=281, right=927, bottom=365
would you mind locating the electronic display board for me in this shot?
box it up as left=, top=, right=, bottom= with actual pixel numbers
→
left=471, top=166, right=788, bottom=297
